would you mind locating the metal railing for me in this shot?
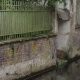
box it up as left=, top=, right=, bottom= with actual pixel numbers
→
left=0, top=0, right=52, bottom=41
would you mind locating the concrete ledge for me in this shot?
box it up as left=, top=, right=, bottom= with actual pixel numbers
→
left=0, top=34, right=57, bottom=45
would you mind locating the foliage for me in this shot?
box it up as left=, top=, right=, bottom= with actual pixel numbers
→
left=13, top=0, right=66, bottom=6
left=56, top=59, right=67, bottom=68
left=48, top=0, right=67, bottom=6
left=9, top=43, right=15, bottom=52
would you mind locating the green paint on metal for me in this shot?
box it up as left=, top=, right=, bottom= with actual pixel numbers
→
left=0, top=0, right=52, bottom=41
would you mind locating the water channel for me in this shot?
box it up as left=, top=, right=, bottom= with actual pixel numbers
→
left=22, top=59, right=80, bottom=80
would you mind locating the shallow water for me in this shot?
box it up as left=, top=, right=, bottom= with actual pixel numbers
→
left=26, top=59, right=80, bottom=80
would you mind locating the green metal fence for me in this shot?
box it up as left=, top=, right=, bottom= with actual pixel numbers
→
left=0, top=0, right=52, bottom=41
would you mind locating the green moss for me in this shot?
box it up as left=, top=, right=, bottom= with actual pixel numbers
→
left=56, top=59, right=67, bottom=68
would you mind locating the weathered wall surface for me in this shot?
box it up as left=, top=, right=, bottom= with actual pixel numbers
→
left=76, top=0, right=80, bottom=28
left=68, top=0, right=80, bottom=58
left=57, top=32, right=80, bottom=59
left=69, top=32, right=80, bottom=58
left=0, top=37, right=56, bottom=80
left=76, top=28, right=80, bottom=34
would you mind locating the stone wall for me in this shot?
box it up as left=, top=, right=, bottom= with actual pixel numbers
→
left=0, top=37, right=56, bottom=80
left=57, top=32, right=80, bottom=59
left=76, top=28, right=80, bottom=34
left=69, top=32, right=80, bottom=58
left=56, top=0, right=77, bottom=59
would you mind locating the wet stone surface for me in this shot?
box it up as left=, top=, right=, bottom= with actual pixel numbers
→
left=23, top=59, right=80, bottom=80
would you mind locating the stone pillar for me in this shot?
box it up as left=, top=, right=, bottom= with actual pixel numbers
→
left=56, top=0, right=77, bottom=59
